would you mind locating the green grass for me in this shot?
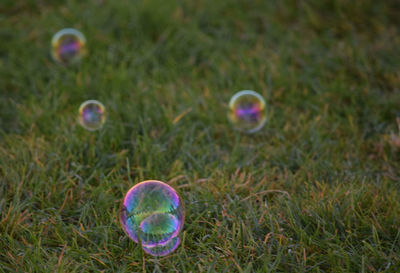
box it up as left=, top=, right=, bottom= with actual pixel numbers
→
left=1, top=0, right=400, bottom=272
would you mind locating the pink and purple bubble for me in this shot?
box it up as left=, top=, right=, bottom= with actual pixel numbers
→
left=51, top=28, right=87, bottom=65
left=120, top=180, right=185, bottom=256
left=228, top=90, right=267, bottom=133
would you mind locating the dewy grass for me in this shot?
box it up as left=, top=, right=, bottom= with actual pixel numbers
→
left=1, top=0, right=400, bottom=272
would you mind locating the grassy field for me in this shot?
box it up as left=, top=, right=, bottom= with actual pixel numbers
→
left=1, top=0, right=400, bottom=272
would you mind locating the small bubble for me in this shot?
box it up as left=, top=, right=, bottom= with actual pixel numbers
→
left=78, top=100, right=106, bottom=131
left=228, top=90, right=267, bottom=133
left=51, top=28, right=87, bottom=65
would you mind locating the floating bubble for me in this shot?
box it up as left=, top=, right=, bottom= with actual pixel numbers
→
left=78, top=100, right=106, bottom=131
left=51, top=28, right=87, bottom=65
left=228, top=90, right=267, bottom=133
left=120, top=180, right=185, bottom=256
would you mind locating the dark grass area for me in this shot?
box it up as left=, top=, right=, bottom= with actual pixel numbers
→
left=1, top=0, right=400, bottom=272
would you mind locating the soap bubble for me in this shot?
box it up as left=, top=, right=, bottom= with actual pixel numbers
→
left=51, top=28, right=87, bottom=65
left=78, top=100, right=106, bottom=131
left=120, top=180, right=185, bottom=256
left=228, top=90, right=267, bottom=133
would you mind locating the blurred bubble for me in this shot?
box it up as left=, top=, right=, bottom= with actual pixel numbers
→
left=51, top=28, right=87, bottom=65
left=78, top=100, right=106, bottom=131
left=120, top=180, right=185, bottom=256
left=228, top=90, right=267, bottom=133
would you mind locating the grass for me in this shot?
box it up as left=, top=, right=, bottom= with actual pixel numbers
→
left=1, top=0, right=400, bottom=272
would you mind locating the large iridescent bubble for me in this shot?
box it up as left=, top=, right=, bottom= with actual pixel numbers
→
left=120, top=180, right=185, bottom=256
left=78, top=100, right=106, bottom=131
left=51, top=28, right=87, bottom=65
left=228, top=90, right=267, bottom=133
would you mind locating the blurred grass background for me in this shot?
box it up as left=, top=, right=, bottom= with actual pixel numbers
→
left=1, top=0, right=400, bottom=272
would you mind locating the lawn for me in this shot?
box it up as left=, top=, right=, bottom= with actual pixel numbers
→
left=1, top=0, right=400, bottom=272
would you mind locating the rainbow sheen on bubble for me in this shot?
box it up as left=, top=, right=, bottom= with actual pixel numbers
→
left=78, top=100, right=106, bottom=131
left=228, top=90, right=267, bottom=133
left=51, top=28, right=87, bottom=65
left=120, top=180, right=184, bottom=256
